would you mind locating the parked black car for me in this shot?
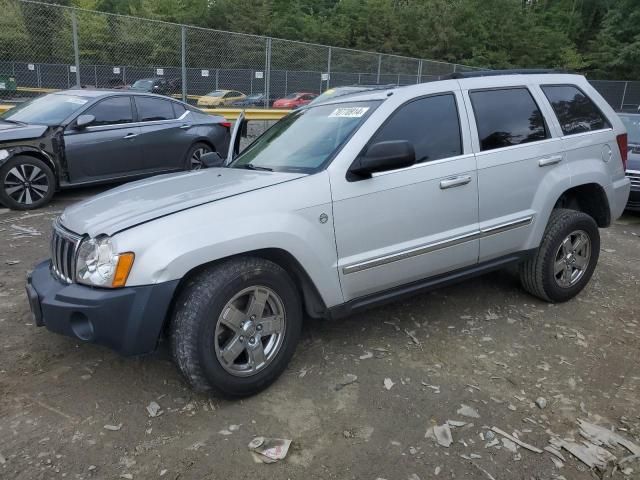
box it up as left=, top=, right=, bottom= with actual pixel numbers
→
left=0, top=89, right=230, bottom=210
left=230, top=93, right=267, bottom=108
left=129, top=77, right=181, bottom=96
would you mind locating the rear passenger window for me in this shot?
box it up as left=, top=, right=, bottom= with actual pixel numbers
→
left=135, top=97, right=175, bottom=121
left=371, top=94, right=462, bottom=164
left=541, top=85, right=611, bottom=136
left=470, top=88, right=548, bottom=151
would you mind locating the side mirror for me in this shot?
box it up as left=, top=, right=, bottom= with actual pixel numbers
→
left=75, top=114, right=95, bottom=129
left=200, top=151, right=225, bottom=168
left=349, top=140, right=416, bottom=179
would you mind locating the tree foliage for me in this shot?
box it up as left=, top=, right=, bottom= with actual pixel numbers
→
left=5, top=0, right=640, bottom=79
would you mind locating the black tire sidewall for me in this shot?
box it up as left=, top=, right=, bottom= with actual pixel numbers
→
left=185, top=142, right=212, bottom=170
left=0, top=156, right=55, bottom=210
left=194, top=264, right=302, bottom=397
left=541, top=213, right=600, bottom=302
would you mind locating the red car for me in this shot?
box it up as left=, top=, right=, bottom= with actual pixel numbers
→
left=272, top=92, right=318, bottom=109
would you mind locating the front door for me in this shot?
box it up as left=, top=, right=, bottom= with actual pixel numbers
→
left=64, top=96, right=143, bottom=183
left=330, top=92, right=480, bottom=302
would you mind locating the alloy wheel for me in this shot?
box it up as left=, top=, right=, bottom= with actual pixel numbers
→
left=3, top=164, right=50, bottom=206
left=214, top=286, right=286, bottom=377
left=190, top=147, right=210, bottom=170
left=553, top=230, right=591, bottom=288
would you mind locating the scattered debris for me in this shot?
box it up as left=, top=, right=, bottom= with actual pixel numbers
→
left=335, top=373, right=358, bottom=391
left=359, top=351, right=373, bottom=360
left=447, top=420, right=467, bottom=427
left=146, top=401, right=162, bottom=418
left=502, top=437, right=518, bottom=453
left=103, top=423, right=122, bottom=431
left=5, top=260, right=20, bottom=265
left=0, top=453, right=6, bottom=465
left=434, top=466, right=441, bottom=475
left=248, top=437, right=291, bottom=464
left=219, top=424, right=240, bottom=436
left=457, top=404, right=480, bottom=418
left=535, top=397, right=547, bottom=409
left=577, top=419, right=640, bottom=456
left=404, top=329, right=420, bottom=345
left=383, top=378, right=395, bottom=390
left=426, top=423, right=453, bottom=447
left=491, top=427, right=542, bottom=453
left=550, top=437, right=615, bottom=470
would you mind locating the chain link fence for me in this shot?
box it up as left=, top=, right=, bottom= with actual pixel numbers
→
left=0, top=0, right=639, bottom=113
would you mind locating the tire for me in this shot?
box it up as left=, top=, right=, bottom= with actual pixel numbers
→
left=0, top=155, right=55, bottom=210
left=170, top=257, right=303, bottom=397
left=520, top=208, right=600, bottom=303
left=184, top=142, right=212, bottom=171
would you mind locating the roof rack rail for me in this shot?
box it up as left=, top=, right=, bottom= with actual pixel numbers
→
left=446, top=68, right=570, bottom=79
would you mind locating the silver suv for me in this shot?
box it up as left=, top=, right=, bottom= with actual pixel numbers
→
left=26, top=72, right=630, bottom=397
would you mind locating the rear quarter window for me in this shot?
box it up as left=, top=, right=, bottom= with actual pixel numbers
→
left=541, top=85, right=611, bottom=136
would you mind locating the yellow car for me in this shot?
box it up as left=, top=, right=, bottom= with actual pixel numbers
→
left=197, top=90, right=246, bottom=107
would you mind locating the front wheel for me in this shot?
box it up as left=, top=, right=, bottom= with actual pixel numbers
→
left=170, top=257, right=302, bottom=397
left=0, top=155, right=55, bottom=210
left=520, top=209, right=600, bottom=302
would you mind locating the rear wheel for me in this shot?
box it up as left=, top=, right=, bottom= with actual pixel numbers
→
left=185, top=142, right=212, bottom=171
left=170, top=257, right=302, bottom=397
left=0, top=155, right=55, bottom=210
left=520, top=209, right=600, bottom=302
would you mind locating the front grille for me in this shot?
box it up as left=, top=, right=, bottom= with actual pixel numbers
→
left=50, top=218, right=83, bottom=283
left=626, top=170, right=640, bottom=189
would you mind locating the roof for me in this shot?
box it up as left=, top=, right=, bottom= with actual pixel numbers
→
left=52, top=88, right=186, bottom=101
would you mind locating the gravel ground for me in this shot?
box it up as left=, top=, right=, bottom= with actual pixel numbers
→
left=1, top=185, right=639, bottom=480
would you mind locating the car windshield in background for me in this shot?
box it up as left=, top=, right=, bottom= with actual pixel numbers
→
left=0, top=94, right=88, bottom=125
left=619, top=114, right=640, bottom=144
left=131, top=79, right=153, bottom=90
left=229, top=101, right=379, bottom=173
left=206, top=91, right=225, bottom=97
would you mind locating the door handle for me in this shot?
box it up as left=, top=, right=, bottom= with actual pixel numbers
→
left=538, top=155, right=563, bottom=167
left=179, top=124, right=191, bottom=129
left=440, top=175, right=472, bottom=190
left=124, top=133, right=138, bottom=139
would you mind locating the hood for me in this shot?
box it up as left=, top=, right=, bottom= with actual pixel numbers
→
left=60, top=167, right=306, bottom=237
left=0, top=121, right=48, bottom=142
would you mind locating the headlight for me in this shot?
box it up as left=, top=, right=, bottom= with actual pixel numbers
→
left=76, top=236, right=135, bottom=288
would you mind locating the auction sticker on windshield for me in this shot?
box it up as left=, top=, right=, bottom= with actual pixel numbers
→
left=329, top=106, right=369, bottom=118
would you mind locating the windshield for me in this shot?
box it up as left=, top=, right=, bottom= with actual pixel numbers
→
left=206, top=91, right=225, bottom=97
left=0, top=94, right=89, bottom=125
left=248, top=94, right=263, bottom=99
left=283, top=93, right=299, bottom=99
left=229, top=101, right=379, bottom=173
left=620, top=114, right=640, bottom=144
left=131, top=79, right=153, bottom=90
left=309, top=87, right=365, bottom=106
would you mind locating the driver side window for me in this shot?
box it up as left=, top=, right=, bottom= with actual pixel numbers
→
left=84, top=97, right=133, bottom=127
left=371, top=94, right=462, bottom=164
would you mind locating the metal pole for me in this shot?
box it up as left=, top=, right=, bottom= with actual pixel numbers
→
left=71, top=10, right=81, bottom=87
left=620, top=81, right=628, bottom=111
left=327, top=46, right=332, bottom=89
left=181, top=26, right=187, bottom=102
left=284, top=70, right=288, bottom=96
left=417, top=60, right=423, bottom=84
left=265, top=38, right=271, bottom=108
left=453, top=64, right=458, bottom=73
left=376, top=54, right=381, bottom=84
left=397, top=74, right=400, bottom=86
left=215, top=69, right=219, bottom=90
left=94, top=65, right=97, bottom=87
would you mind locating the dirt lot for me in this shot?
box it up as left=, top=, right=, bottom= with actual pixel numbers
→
left=1, top=186, right=639, bottom=480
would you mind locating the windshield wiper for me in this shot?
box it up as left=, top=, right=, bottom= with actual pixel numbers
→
left=244, top=163, right=273, bottom=171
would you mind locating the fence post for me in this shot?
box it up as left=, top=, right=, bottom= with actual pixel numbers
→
left=453, top=64, right=458, bottom=73
left=181, top=26, right=187, bottom=102
left=327, top=46, right=332, bottom=89
left=71, top=10, right=81, bottom=87
left=417, top=60, right=423, bottom=84
left=376, top=54, right=382, bottom=84
left=621, top=81, right=628, bottom=111
left=284, top=70, right=288, bottom=96
left=265, top=37, right=272, bottom=108
left=94, top=65, right=97, bottom=87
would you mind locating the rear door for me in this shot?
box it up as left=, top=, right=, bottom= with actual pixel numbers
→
left=134, top=96, right=191, bottom=171
left=64, top=95, right=143, bottom=182
left=463, top=84, right=569, bottom=262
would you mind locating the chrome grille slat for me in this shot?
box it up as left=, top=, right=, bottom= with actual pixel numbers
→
left=626, top=170, right=640, bottom=188
left=50, top=218, right=83, bottom=284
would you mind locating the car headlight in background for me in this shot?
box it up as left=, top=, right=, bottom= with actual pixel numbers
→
left=76, top=235, right=135, bottom=288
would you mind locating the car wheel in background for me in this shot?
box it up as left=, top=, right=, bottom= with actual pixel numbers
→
left=170, top=257, right=303, bottom=397
left=0, top=155, right=55, bottom=210
left=520, top=209, right=600, bottom=303
left=185, top=142, right=212, bottom=171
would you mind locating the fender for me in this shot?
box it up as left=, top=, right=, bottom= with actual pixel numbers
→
left=113, top=171, right=345, bottom=309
